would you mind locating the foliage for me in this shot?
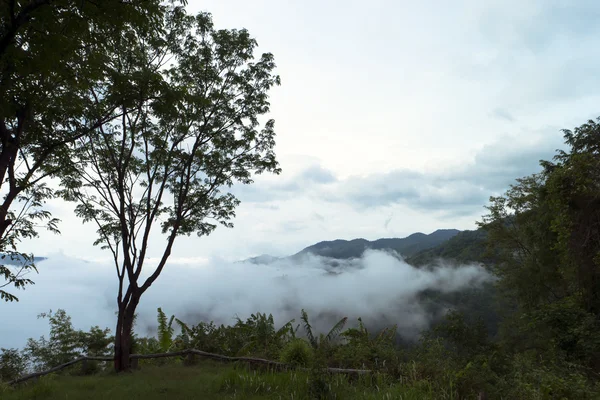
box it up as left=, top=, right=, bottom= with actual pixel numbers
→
left=2, top=361, right=439, bottom=400
left=234, top=312, right=297, bottom=359
left=300, top=308, right=347, bottom=352
left=22, top=309, right=112, bottom=372
left=430, top=310, right=491, bottom=362
left=156, top=308, right=175, bottom=353
left=0, top=252, right=37, bottom=302
left=0, top=0, right=165, bottom=302
left=336, top=317, right=398, bottom=371
left=476, top=118, right=600, bottom=396
left=0, top=348, right=26, bottom=382
left=279, top=339, right=314, bottom=367
left=406, top=229, right=491, bottom=267
left=496, top=352, right=600, bottom=400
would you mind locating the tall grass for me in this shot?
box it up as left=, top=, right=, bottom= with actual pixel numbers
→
left=0, top=360, right=443, bottom=400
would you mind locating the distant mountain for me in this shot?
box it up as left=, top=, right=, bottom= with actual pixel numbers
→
left=0, top=254, right=47, bottom=266
left=405, top=228, right=492, bottom=266
left=292, top=229, right=460, bottom=260
left=237, top=228, right=500, bottom=336
left=240, top=229, right=461, bottom=264
left=242, top=254, right=281, bottom=265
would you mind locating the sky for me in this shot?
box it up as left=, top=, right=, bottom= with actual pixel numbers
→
left=5, top=0, right=600, bottom=348
left=26, top=0, right=600, bottom=263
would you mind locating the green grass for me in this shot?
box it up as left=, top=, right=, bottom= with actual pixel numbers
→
left=0, top=360, right=437, bottom=400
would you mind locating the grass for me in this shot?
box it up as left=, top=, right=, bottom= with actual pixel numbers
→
left=0, top=359, right=438, bottom=400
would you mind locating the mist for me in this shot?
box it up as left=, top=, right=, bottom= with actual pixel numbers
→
left=0, top=249, right=492, bottom=349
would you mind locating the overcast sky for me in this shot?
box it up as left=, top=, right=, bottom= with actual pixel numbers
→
left=24, top=0, right=600, bottom=262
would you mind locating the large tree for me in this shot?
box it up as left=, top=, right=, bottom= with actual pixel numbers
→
left=60, top=4, right=281, bottom=371
left=0, top=0, right=164, bottom=301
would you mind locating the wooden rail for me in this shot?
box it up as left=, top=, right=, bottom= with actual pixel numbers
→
left=8, top=348, right=371, bottom=385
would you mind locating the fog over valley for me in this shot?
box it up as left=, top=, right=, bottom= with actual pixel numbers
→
left=1, top=240, right=492, bottom=349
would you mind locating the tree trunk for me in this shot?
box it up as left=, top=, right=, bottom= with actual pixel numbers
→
left=114, top=295, right=140, bottom=372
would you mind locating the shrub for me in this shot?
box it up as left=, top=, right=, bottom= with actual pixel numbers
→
left=280, top=339, right=314, bottom=367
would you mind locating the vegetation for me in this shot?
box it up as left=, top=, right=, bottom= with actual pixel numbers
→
left=406, top=229, right=490, bottom=267
left=2, top=0, right=600, bottom=398
left=0, top=360, right=453, bottom=400
left=0, top=0, right=164, bottom=301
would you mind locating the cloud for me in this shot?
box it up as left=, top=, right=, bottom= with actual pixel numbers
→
left=298, top=165, right=337, bottom=184
left=0, top=250, right=492, bottom=350
left=491, top=108, right=515, bottom=122
left=312, top=212, right=325, bottom=222
left=384, top=213, right=393, bottom=230
left=306, top=132, right=566, bottom=216
left=233, top=130, right=567, bottom=219
left=232, top=163, right=338, bottom=203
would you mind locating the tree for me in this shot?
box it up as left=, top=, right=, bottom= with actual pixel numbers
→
left=0, top=0, right=164, bottom=301
left=480, top=118, right=600, bottom=373
left=60, top=4, right=281, bottom=371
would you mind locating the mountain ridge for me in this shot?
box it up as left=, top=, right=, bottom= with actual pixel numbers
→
left=241, top=229, right=461, bottom=264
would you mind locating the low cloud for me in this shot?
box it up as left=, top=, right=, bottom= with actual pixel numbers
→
left=1, top=250, right=492, bottom=349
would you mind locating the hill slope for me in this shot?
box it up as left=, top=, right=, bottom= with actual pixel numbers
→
left=405, top=229, right=490, bottom=266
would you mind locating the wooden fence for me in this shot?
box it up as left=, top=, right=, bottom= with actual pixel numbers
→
left=8, top=348, right=371, bottom=386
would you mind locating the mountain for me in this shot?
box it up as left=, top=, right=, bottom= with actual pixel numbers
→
left=291, top=229, right=460, bottom=260
left=240, top=229, right=461, bottom=264
left=405, top=228, right=492, bottom=266
left=237, top=228, right=499, bottom=336
left=1, top=254, right=48, bottom=266
left=242, top=254, right=281, bottom=265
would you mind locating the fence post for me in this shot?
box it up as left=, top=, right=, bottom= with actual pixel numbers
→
left=185, top=351, right=196, bottom=366
left=80, top=358, right=88, bottom=375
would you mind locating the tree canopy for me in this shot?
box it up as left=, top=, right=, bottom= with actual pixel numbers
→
left=480, top=118, right=600, bottom=374
left=59, top=3, right=281, bottom=371
left=0, top=0, right=165, bottom=301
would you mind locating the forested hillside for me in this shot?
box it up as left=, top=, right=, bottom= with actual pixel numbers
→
left=243, top=229, right=461, bottom=264
left=406, top=229, right=489, bottom=266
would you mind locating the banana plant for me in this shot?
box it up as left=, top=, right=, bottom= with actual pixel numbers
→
left=341, top=317, right=397, bottom=347
left=235, top=312, right=297, bottom=357
left=300, top=309, right=348, bottom=350
left=156, top=307, right=175, bottom=352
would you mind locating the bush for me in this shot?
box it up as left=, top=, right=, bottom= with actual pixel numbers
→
left=280, top=339, right=314, bottom=367
left=498, top=352, right=600, bottom=400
